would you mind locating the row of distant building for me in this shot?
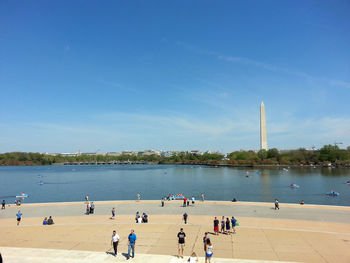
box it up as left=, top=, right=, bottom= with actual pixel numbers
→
left=44, top=150, right=222, bottom=157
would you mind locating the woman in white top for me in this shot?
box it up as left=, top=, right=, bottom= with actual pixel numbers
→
left=205, top=240, right=213, bottom=263
left=188, top=252, right=198, bottom=263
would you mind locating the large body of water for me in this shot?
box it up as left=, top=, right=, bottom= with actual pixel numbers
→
left=0, top=165, right=349, bottom=206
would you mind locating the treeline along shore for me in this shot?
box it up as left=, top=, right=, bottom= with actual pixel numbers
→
left=1, top=145, right=350, bottom=167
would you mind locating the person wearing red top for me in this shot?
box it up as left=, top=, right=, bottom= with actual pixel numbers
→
left=183, top=197, right=187, bottom=207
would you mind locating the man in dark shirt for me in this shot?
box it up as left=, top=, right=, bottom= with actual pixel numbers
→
left=177, top=228, right=186, bottom=258
left=183, top=213, right=188, bottom=224
left=1, top=200, right=5, bottom=210
left=213, top=217, right=219, bottom=235
left=47, top=216, right=54, bottom=225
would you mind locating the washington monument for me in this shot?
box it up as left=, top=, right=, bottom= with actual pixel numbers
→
left=260, top=101, right=268, bottom=150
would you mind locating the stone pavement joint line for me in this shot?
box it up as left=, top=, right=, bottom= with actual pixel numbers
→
left=0, top=247, right=299, bottom=263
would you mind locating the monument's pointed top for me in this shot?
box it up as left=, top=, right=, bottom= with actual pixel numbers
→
left=261, top=101, right=264, bottom=106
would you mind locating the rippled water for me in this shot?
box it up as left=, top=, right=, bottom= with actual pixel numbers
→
left=0, top=165, right=349, bottom=206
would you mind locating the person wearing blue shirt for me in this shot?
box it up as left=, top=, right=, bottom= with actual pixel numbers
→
left=127, top=229, right=137, bottom=259
left=43, top=217, right=48, bottom=225
left=16, top=210, right=22, bottom=226
left=231, top=217, right=237, bottom=234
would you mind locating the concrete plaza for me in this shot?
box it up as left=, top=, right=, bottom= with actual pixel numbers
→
left=0, top=200, right=350, bottom=262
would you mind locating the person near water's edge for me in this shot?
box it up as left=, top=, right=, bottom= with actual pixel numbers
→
left=275, top=199, right=280, bottom=210
left=177, top=228, right=186, bottom=258
left=127, top=229, right=137, bottom=259
left=1, top=200, right=5, bottom=209
left=111, top=230, right=120, bottom=256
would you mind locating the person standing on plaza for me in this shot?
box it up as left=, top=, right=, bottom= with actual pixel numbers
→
left=183, top=212, right=188, bottom=224
left=16, top=210, right=22, bottom=226
left=274, top=199, right=279, bottom=210
left=90, top=202, right=95, bottom=214
left=191, top=196, right=195, bottom=205
left=85, top=195, right=89, bottom=203
left=205, top=239, right=213, bottom=263
left=111, top=230, right=120, bottom=256
left=1, top=200, right=5, bottom=210
left=221, top=216, right=225, bottom=233
left=183, top=197, right=187, bottom=207
left=137, top=193, right=141, bottom=201
left=86, top=202, right=90, bottom=215
left=225, top=218, right=231, bottom=234
left=161, top=198, right=164, bottom=207
left=231, top=216, right=237, bottom=234
left=127, top=229, right=137, bottom=259
left=203, top=232, right=210, bottom=252
left=111, top=208, right=116, bottom=220
left=213, top=217, right=219, bottom=235
left=201, top=193, right=205, bottom=202
left=177, top=228, right=186, bottom=258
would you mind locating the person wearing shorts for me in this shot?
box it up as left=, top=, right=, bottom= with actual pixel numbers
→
left=205, top=239, right=213, bottom=263
left=177, top=228, right=186, bottom=258
left=16, top=210, right=22, bottom=226
left=213, top=217, right=219, bottom=235
left=231, top=216, right=237, bottom=234
left=203, top=232, right=210, bottom=252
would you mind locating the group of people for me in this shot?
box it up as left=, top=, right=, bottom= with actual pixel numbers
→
left=178, top=229, right=213, bottom=263
left=135, top=211, right=148, bottom=223
left=42, top=216, right=54, bottom=225
left=86, top=202, right=95, bottom=214
left=213, top=216, right=237, bottom=235
left=183, top=196, right=195, bottom=207
left=110, top=229, right=137, bottom=260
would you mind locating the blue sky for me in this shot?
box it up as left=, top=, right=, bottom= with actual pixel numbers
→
left=1, top=0, right=350, bottom=153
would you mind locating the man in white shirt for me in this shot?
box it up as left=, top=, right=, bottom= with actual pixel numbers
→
left=111, top=230, right=120, bottom=256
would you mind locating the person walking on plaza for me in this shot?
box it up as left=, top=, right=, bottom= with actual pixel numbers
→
left=111, top=208, right=116, bottom=220
left=111, top=230, right=120, bottom=256
left=183, top=197, right=187, bottom=207
left=177, top=228, right=186, bottom=258
left=192, top=196, right=195, bottom=205
left=205, top=239, right=213, bottom=263
left=16, top=210, right=22, bottom=226
left=85, top=195, right=89, bottom=203
left=137, top=193, right=141, bottom=201
left=231, top=216, right=237, bottom=234
left=201, top=193, right=205, bottom=202
left=161, top=198, right=164, bottom=207
left=203, top=232, right=210, bottom=252
left=1, top=200, right=5, bottom=210
left=274, top=199, right=280, bottom=210
left=127, top=229, right=137, bottom=259
left=213, top=217, right=219, bottom=235
left=221, top=216, right=225, bottom=233
left=183, top=212, right=188, bottom=224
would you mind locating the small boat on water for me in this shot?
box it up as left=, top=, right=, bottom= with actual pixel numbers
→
left=16, top=193, right=29, bottom=198
left=289, top=183, right=300, bottom=188
left=283, top=168, right=289, bottom=172
left=38, top=181, right=44, bottom=185
left=326, top=191, right=339, bottom=196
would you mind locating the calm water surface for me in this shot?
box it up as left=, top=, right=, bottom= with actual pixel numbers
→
left=0, top=165, right=349, bottom=206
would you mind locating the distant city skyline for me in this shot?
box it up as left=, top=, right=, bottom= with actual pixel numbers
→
left=1, top=1, right=350, bottom=153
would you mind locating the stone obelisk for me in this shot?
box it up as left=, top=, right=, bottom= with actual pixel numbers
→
left=260, top=101, right=268, bottom=150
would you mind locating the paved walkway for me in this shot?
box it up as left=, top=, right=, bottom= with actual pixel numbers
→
left=1, top=200, right=350, bottom=223
left=0, top=247, right=297, bottom=263
left=0, top=201, right=350, bottom=263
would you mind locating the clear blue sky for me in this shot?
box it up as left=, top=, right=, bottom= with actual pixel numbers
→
left=1, top=0, right=350, bottom=153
